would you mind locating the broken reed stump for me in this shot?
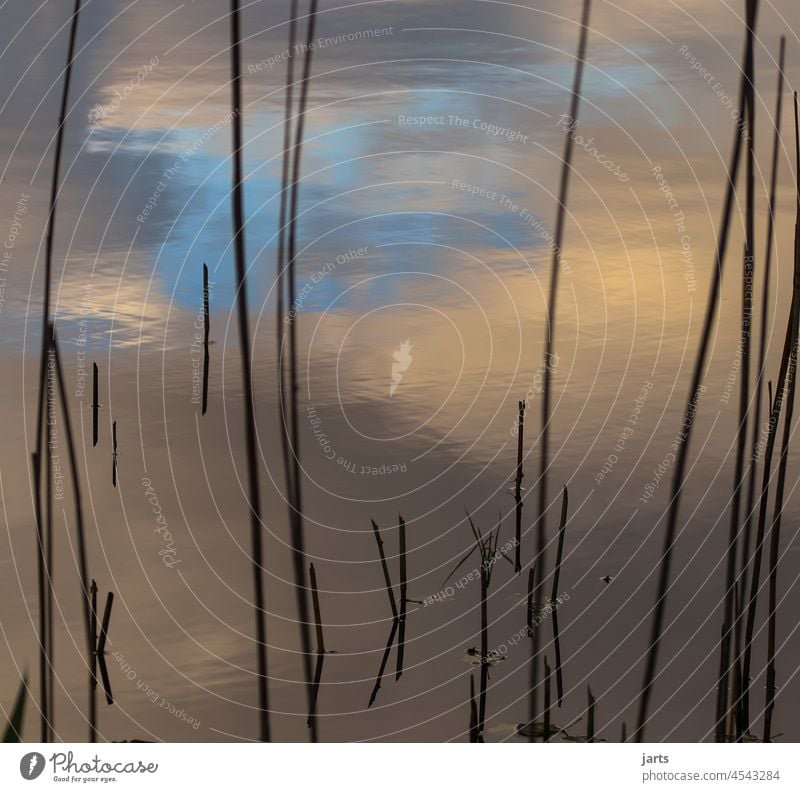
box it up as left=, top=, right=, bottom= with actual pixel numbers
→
left=587, top=686, right=595, bottom=743
left=112, top=420, right=118, bottom=488
left=92, top=362, right=99, bottom=447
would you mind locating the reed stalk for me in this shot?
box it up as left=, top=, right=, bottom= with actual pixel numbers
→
left=307, top=562, right=325, bottom=732
left=91, top=362, right=99, bottom=447
left=532, top=0, right=591, bottom=734
left=551, top=486, right=568, bottom=706
left=284, top=0, right=320, bottom=739
left=32, top=0, right=81, bottom=743
left=715, top=0, right=758, bottom=741
left=368, top=519, right=399, bottom=707
left=229, top=0, right=270, bottom=742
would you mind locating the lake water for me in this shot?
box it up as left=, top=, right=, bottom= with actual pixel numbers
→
left=1, top=0, right=800, bottom=742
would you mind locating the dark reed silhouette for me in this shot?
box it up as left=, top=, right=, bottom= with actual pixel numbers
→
left=282, top=0, right=320, bottom=740
left=229, top=0, right=270, bottom=742
left=715, top=0, right=758, bottom=742
left=532, top=0, right=591, bottom=737
left=32, top=0, right=81, bottom=743
left=551, top=486, right=568, bottom=706
left=307, top=562, right=325, bottom=732
left=276, top=0, right=298, bottom=500
left=91, top=362, right=99, bottom=446
left=2, top=677, right=28, bottom=742
left=634, top=0, right=759, bottom=742
left=763, top=92, right=800, bottom=743
left=45, top=350, right=55, bottom=740
left=587, top=686, right=596, bottom=743
left=30, top=447, right=48, bottom=742
left=90, top=579, right=115, bottom=724
left=444, top=512, right=502, bottom=742
left=367, top=519, right=401, bottom=707
left=514, top=400, right=525, bottom=573
left=111, top=419, right=118, bottom=488
left=739, top=35, right=786, bottom=636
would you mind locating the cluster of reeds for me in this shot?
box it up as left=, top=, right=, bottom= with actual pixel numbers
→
left=634, top=0, right=800, bottom=743
left=635, top=0, right=760, bottom=742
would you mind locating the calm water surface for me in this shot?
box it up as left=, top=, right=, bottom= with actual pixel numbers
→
left=1, top=0, right=800, bottom=741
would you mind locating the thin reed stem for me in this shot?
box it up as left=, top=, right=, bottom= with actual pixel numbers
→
left=533, top=0, right=591, bottom=734
left=32, top=0, right=81, bottom=743
left=229, top=0, right=270, bottom=742
left=551, top=486, right=568, bottom=706
left=716, top=0, right=758, bottom=740
left=307, top=562, right=325, bottom=733
left=284, top=0, right=320, bottom=739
